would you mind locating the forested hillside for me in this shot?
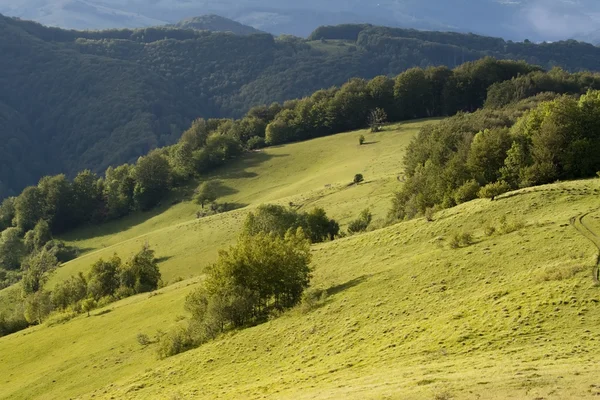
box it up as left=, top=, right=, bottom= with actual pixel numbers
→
left=3, top=16, right=600, bottom=198
left=170, top=15, right=263, bottom=35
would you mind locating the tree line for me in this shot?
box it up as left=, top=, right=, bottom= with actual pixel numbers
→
left=0, top=244, right=161, bottom=336
left=389, top=90, right=600, bottom=220
left=4, top=57, right=600, bottom=283
left=6, top=14, right=600, bottom=199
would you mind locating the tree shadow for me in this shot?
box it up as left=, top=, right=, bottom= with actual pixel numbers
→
left=155, top=255, right=173, bottom=264
left=361, top=141, right=380, bottom=145
left=62, top=151, right=286, bottom=243
left=208, top=151, right=288, bottom=181
left=326, top=274, right=372, bottom=297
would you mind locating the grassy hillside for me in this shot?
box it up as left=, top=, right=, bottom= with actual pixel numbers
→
left=1, top=181, right=599, bottom=399
left=54, top=120, right=427, bottom=284
left=1, top=117, right=599, bottom=399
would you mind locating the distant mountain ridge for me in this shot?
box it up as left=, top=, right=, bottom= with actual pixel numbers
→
left=4, top=15, right=600, bottom=199
left=1, top=0, right=600, bottom=42
left=170, top=15, right=264, bottom=35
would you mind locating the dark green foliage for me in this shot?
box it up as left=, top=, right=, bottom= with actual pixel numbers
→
left=51, top=273, right=88, bottom=311
left=453, top=180, right=481, bottom=204
left=133, top=152, right=172, bottom=211
left=0, top=309, right=28, bottom=337
left=14, top=187, right=44, bottom=232
left=87, top=255, right=121, bottom=300
left=103, top=164, right=135, bottom=220
left=243, top=205, right=339, bottom=243
left=24, top=220, right=52, bottom=252
left=23, top=290, right=53, bottom=325
left=0, top=228, right=25, bottom=270
left=354, top=174, right=365, bottom=184
left=4, top=16, right=600, bottom=202
left=194, top=181, right=219, bottom=208
left=20, top=249, right=59, bottom=296
left=359, top=135, right=366, bottom=145
left=348, top=209, right=373, bottom=234
left=119, top=245, right=161, bottom=294
left=0, top=197, right=16, bottom=232
left=187, top=229, right=311, bottom=333
left=390, top=88, right=600, bottom=220
left=478, top=181, right=512, bottom=200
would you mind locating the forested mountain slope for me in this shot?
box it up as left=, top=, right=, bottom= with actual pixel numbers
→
left=3, top=15, right=600, bottom=198
left=170, top=15, right=263, bottom=35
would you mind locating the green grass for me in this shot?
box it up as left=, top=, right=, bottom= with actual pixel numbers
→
left=52, top=120, right=426, bottom=285
left=1, top=121, right=600, bottom=399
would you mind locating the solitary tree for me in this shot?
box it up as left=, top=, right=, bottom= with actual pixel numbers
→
left=81, top=298, right=97, bottom=317
left=368, top=108, right=387, bottom=132
left=194, top=181, right=219, bottom=208
left=353, top=174, right=364, bottom=184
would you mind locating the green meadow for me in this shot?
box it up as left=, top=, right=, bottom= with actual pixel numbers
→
left=1, top=120, right=599, bottom=399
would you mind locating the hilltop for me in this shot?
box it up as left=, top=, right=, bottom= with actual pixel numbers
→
left=2, top=0, right=600, bottom=41
left=171, top=15, right=263, bottom=35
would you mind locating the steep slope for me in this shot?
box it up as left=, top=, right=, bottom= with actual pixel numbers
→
left=171, top=15, right=263, bottom=35
left=54, top=120, right=428, bottom=284
left=0, top=176, right=598, bottom=399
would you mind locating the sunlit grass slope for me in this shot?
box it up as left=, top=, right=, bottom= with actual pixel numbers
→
left=1, top=179, right=599, bottom=399
left=53, top=120, right=429, bottom=285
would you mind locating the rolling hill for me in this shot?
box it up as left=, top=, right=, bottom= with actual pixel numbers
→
left=4, top=15, right=600, bottom=200
left=170, top=15, right=263, bottom=35
left=0, top=119, right=599, bottom=399
left=2, top=0, right=600, bottom=41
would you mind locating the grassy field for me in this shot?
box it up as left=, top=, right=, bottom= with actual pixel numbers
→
left=50, top=120, right=427, bottom=285
left=1, top=120, right=600, bottom=399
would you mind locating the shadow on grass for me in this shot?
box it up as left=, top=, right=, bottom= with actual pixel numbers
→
left=361, top=141, right=380, bottom=145
left=326, top=274, right=372, bottom=297
left=156, top=255, right=173, bottom=264
left=95, top=309, right=112, bottom=317
left=61, top=151, right=285, bottom=243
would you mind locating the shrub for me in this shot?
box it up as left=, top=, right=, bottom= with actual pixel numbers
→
left=359, top=135, right=365, bottom=145
left=119, top=244, right=161, bottom=294
left=424, top=207, right=435, bottom=222
left=483, top=224, right=496, bottom=236
left=498, top=217, right=525, bottom=234
left=298, top=287, right=328, bottom=314
left=449, top=232, right=474, bottom=249
left=156, top=325, right=197, bottom=359
left=243, top=204, right=339, bottom=243
left=137, top=333, right=152, bottom=346
left=45, top=310, right=78, bottom=327
left=454, top=180, right=481, bottom=204
left=478, top=180, right=512, bottom=199
left=353, top=174, right=364, bottom=184
left=81, top=298, right=97, bottom=316
left=246, top=136, right=266, bottom=150
left=24, top=290, right=53, bottom=325
left=0, top=310, right=29, bottom=337
left=182, top=229, right=312, bottom=345
left=348, top=208, right=372, bottom=234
